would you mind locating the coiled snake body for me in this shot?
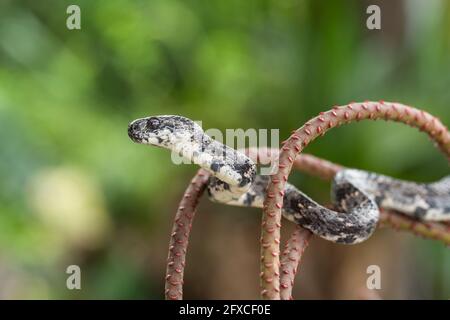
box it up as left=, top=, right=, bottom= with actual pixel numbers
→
left=128, top=115, right=450, bottom=244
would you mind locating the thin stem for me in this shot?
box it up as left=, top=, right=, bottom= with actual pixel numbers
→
left=279, top=226, right=312, bottom=300
left=261, top=101, right=450, bottom=299
left=245, top=147, right=343, bottom=181
left=293, top=153, right=343, bottom=180
left=165, top=102, right=449, bottom=299
left=165, top=169, right=210, bottom=300
left=379, top=210, right=450, bottom=245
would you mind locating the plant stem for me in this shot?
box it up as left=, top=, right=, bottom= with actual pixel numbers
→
left=165, top=169, right=210, bottom=300
left=260, top=101, right=450, bottom=299
left=279, top=226, right=312, bottom=300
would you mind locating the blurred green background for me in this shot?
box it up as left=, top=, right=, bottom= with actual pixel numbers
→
left=0, top=0, right=449, bottom=299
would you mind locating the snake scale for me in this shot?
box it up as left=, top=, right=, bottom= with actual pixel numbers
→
left=128, top=115, right=450, bottom=244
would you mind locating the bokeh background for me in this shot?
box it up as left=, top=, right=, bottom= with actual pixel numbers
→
left=0, top=0, right=449, bottom=299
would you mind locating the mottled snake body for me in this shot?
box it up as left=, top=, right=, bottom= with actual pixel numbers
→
left=128, top=115, right=450, bottom=244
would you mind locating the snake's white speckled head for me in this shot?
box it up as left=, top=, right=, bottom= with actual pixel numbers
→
left=128, top=115, right=202, bottom=147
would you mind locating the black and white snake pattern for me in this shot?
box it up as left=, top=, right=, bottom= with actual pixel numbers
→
left=128, top=115, right=450, bottom=244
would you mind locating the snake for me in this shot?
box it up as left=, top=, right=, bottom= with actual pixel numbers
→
left=128, top=115, right=450, bottom=244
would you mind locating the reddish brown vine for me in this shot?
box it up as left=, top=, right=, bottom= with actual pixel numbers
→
left=165, top=169, right=210, bottom=300
left=260, top=101, right=450, bottom=299
left=279, top=226, right=313, bottom=300
left=164, top=102, right=449, bottom=299
left=379, top=210, right=450, bottom=244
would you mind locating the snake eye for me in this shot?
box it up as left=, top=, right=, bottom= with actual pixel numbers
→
left=146, top=118, right=160, bottom=130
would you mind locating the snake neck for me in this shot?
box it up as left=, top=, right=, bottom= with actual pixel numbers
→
left=170, top=130, right=256, bottom=192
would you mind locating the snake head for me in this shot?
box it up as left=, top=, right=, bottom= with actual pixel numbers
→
left=128, top=115, right=202, bottom=147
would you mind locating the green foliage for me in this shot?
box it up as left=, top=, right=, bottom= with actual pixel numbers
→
left=0, top=0, right=448, bottom=299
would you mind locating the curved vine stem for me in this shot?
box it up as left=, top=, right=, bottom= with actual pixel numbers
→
left=292, top=153, right=343, bottom=180
left=164, top=148, right=340, bottom=300
left=260, top=101, right=450, bottom=299
left=379, top=210, right=450, bottom=245
left=164, top=101, right=449, bottom=299
left=258, top=147, right=450, bottom=299
left=279, top=226, right=313, bottom=300
left=246, top=147, right=343, bottom=181
left=165, top=169, right=210, bottom=300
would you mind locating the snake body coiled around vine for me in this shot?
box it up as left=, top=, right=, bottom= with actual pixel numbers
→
left=128, top=115, right=450, bottom=244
